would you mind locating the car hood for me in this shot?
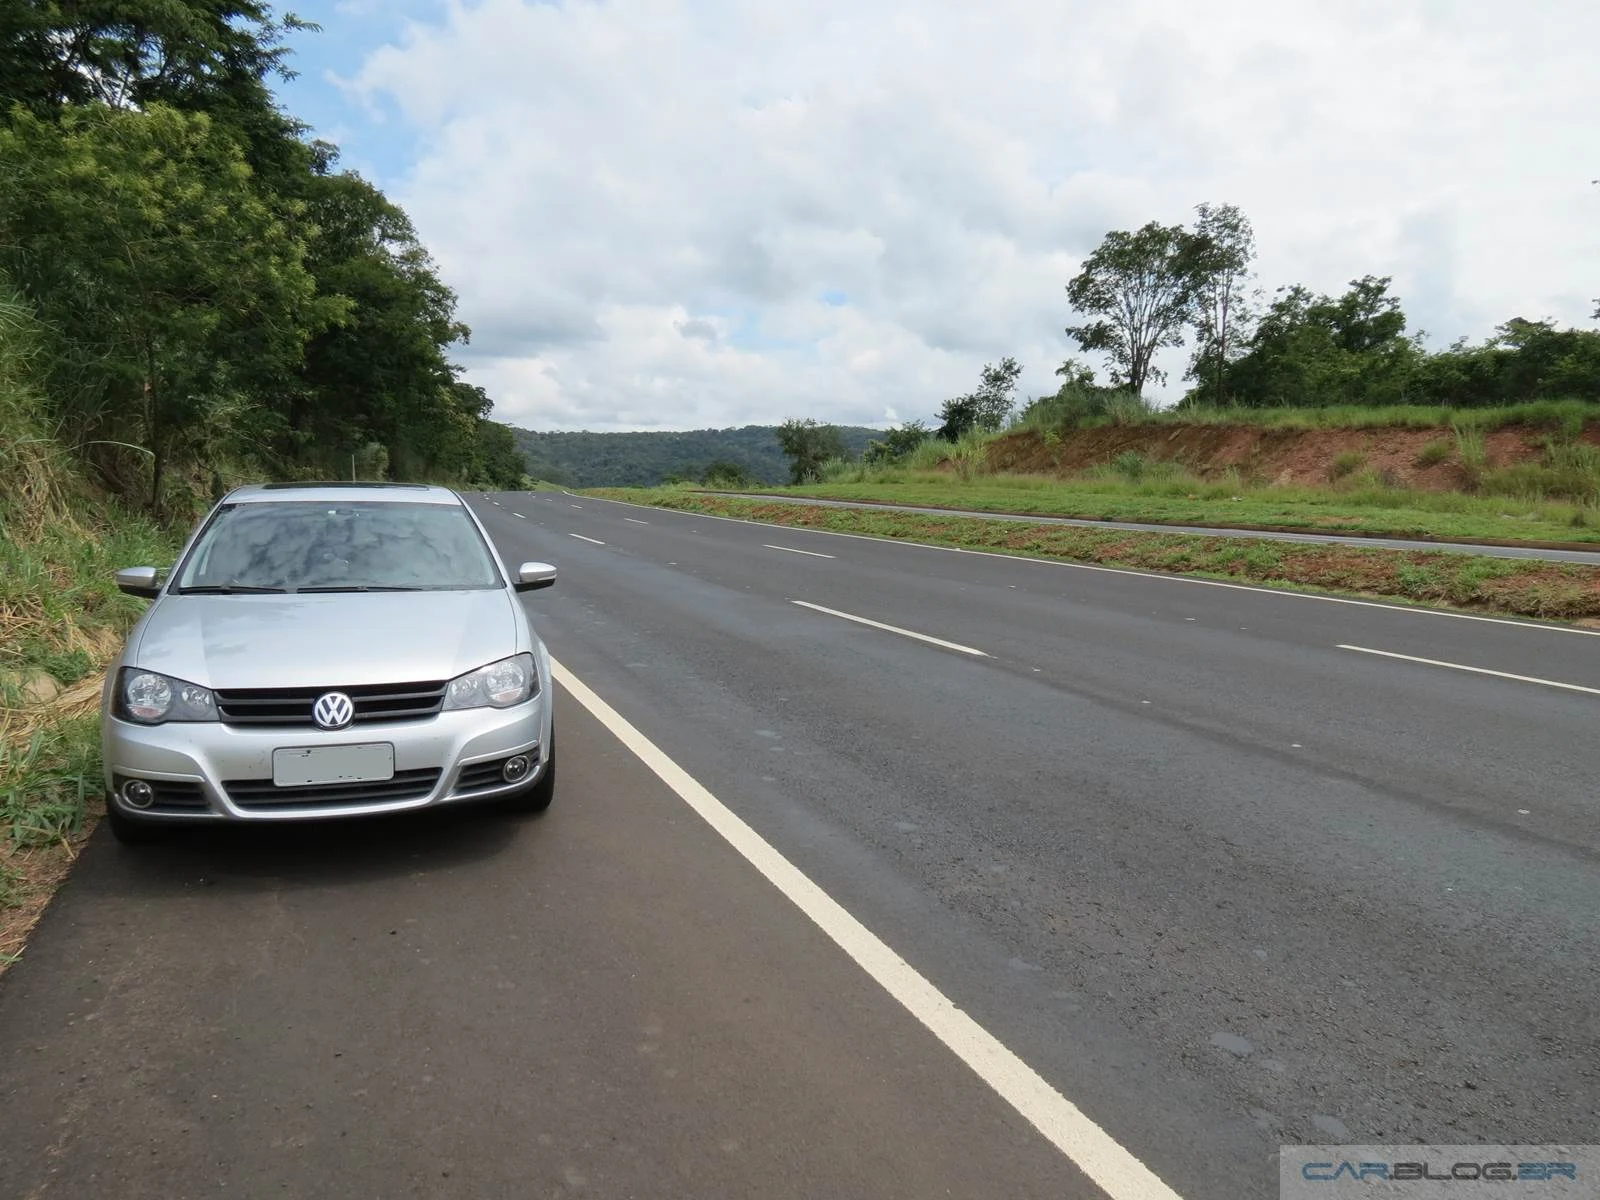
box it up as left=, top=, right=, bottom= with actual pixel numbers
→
left=131, top=590, right=521, bottom=690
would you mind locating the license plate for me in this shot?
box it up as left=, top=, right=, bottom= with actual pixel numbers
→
left=272, top=743, right=395, bottom=788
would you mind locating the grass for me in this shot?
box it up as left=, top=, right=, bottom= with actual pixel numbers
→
left=588, top=488, right=1600, bottom=621
left=721, top=471, right=1600, bottom=547
left=0, top=299, right=181, bottom=970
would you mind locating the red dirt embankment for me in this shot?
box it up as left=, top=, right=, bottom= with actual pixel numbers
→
left=985, top=423, right=1596, bottom=491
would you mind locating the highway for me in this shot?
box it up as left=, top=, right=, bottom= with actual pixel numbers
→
left=2, top=489, right=1597, bottom=1199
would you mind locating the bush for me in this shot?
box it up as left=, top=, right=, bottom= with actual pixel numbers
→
left=1111, top=450, right=1147, bottom=481
left=1414, top=439, right=1452, bottom=468
left=1328, top=450, right=1366, bottom=481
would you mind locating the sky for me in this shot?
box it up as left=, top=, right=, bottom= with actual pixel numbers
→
left=276, top=0, right=1600, bottom=433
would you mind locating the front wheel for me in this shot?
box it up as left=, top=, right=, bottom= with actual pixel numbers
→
left=105, top=800, right=167, bottom=845
left=499, top=734, right=555, bottom=815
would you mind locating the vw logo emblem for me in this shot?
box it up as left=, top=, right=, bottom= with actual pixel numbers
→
left=312, top=691, right=354, bottom=730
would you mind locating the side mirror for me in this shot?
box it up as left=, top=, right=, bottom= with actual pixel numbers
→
left=115, top=566, right=162, bottom=599
left=514, top=562, right=557, bottom=593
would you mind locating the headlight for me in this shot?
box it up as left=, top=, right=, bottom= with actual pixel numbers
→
left=117, top=669, right=218, bottom=724
left=442, top=653, right=537, bottom=711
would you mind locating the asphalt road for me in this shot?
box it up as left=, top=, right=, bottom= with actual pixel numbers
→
left=715, top=490, right=1600, bottom=563
left=3, top=489, right=1598, bottom=1199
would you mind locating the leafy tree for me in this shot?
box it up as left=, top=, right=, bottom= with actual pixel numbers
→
left=935, top=396, right=979, bottom=442
left=291, top=157, right=469, bottom=476
left=1066, top=221, right=1198, bottom=396
left=775, top=418, right=848, bottom=484
left=863, top=419, right=930, bottom=465
left=1186, top=203, right=1256, bottom=403
left=701, top=460, right=753, bottom=488
left=936, top=358, right=1023, bottom=440
left=0, top=102, right=336, bottom=507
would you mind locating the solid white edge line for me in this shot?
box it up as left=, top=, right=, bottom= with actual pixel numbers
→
left=791, top=599, right=988, bottom=657
left=569, top=533, right=606, bottom=545
left=765, top=544, right=836, bottom=559
left=550, top=657, right=1183, bottom=1200
left=573, top=495, right=1599, bottom=637
left=1336, top=645, right=1600, bottom=695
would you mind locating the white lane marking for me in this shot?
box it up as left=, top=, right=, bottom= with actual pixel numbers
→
left=570, top=504, right=584, bottom=509
left=574, top=495, right=1598, bottom=637
left=765, top=544, right=836, bottom=559
left=513, top=513, right=525, bottom=519
left=791, top=600, right=988, bottom=657
left=1337, top=645, right=1600, bottom=696
left=569, top=533, right=606, bottom=545
left=624, top=517, right=650, bottom=525
left=551, top=658, right=1183, bottom=1200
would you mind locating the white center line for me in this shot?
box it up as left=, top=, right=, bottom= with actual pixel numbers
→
left=552, top=658, right=1182, bottom=1200
left=766, top=544, right=836, bottom=559
left=791, top=600, right=988, bottom=657
left=1337, top=645, right=1600, bottom=696
left=513, top=513, right=525, bottom=519
left=569, top=504, right=584, bottom=509
left=624, top=517, right=650, bottom=525
left=569, top=533, right=606, bottom=545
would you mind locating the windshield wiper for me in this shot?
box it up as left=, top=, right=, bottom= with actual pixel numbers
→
left=177, top=584, right=291, bottom=595
left=295, top=585, right=424, bottom=593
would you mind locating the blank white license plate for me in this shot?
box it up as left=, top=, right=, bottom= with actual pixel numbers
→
left=272, top=743, right=395, bottom=788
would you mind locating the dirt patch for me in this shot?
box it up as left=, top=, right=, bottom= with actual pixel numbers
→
left=986, top=423, right=1561, bottom=490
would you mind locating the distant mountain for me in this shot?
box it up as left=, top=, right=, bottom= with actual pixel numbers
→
left=509, top=423, right=882, bottom=488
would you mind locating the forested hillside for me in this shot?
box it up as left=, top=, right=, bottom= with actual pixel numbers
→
left=0, top=3, right=528, bottom=509
left=512, top=424, right=882, bottom=487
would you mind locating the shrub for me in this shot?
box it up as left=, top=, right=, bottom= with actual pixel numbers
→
left=1328, top=450, right=1366, bottom=481
left=1111, top=450, right=1147, bottom=481
left=1414, top=439, right=1452, bottom=468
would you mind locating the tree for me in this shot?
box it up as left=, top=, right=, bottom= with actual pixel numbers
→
left=775, top=418, right=847, bottom=484
left=936, top=358, right=1023, bottom=441
left=862, top=420, right=929, bottom=465
left=0, top=103, right=336, bottom=507
left=1066, top=221, right=1198, bottom=396
left=1186, top=203, right=1256, bottom=404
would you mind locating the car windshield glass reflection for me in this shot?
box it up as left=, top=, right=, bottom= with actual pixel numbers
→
left=175, top=502, right=501, bottom=593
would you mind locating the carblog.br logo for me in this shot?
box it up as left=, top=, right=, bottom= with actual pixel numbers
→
left=1301, top=1161, right=1578, bottom=1183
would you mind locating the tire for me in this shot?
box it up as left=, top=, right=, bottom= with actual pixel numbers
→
left=499, top=734, right=555, bottom=815
left=105, top=800, right=167, bottom=844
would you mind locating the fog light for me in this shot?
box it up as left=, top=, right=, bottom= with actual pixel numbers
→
left=502, top=755, right=532, bottom=783
left=121, top=779, right=156, bottom=809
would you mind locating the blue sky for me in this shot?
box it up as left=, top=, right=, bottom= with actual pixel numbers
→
left=261, top=0, right=1600, bottom=433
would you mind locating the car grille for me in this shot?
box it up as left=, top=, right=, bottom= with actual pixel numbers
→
left=214, top=681, right=448, bottom=728
left=223, top=769, right=442, bottom=810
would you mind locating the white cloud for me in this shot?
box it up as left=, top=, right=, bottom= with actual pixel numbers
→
left=344, top=0, right=1600, bottom=431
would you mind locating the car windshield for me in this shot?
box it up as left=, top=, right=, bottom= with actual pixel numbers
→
left=173, top=500, right=502, bottom=593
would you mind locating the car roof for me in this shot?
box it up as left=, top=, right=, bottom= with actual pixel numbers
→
left=224, top=482, right=463, bottom=506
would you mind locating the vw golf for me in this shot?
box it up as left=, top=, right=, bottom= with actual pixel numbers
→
left=100, top=483, right=557, bottom=843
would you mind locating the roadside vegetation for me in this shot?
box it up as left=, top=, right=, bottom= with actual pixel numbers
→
left=0, top=4, right=526, bottom=967
left=586, top=490, right=1600, bottom=622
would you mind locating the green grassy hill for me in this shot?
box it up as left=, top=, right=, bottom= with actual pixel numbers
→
left=510, top=424, right=881, bottom=487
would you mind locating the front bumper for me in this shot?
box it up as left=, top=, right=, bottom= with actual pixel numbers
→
left=102, top=697, right=549, bottom=823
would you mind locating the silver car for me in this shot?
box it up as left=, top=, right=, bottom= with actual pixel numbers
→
left=100, top=482, right=557, bottom=843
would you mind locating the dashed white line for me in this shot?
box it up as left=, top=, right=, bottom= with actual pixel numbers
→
left=569, top=504, right=584, bottom=509
left=1337, top=645, right=1600, bottom=696
left=765, top=544, right=836, bottom=559
left=513, top=513, right=525, bottom=519
left=790, top=600, right=987, bottom=657
left=551, top=657, right=1183, bottom=1200
left=569, top=533, right=606, bottom=545
left=624, top=517, right=650, bottom=525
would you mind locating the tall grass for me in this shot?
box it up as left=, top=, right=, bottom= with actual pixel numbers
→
left=1108, top=398, right=1600, bottom=432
